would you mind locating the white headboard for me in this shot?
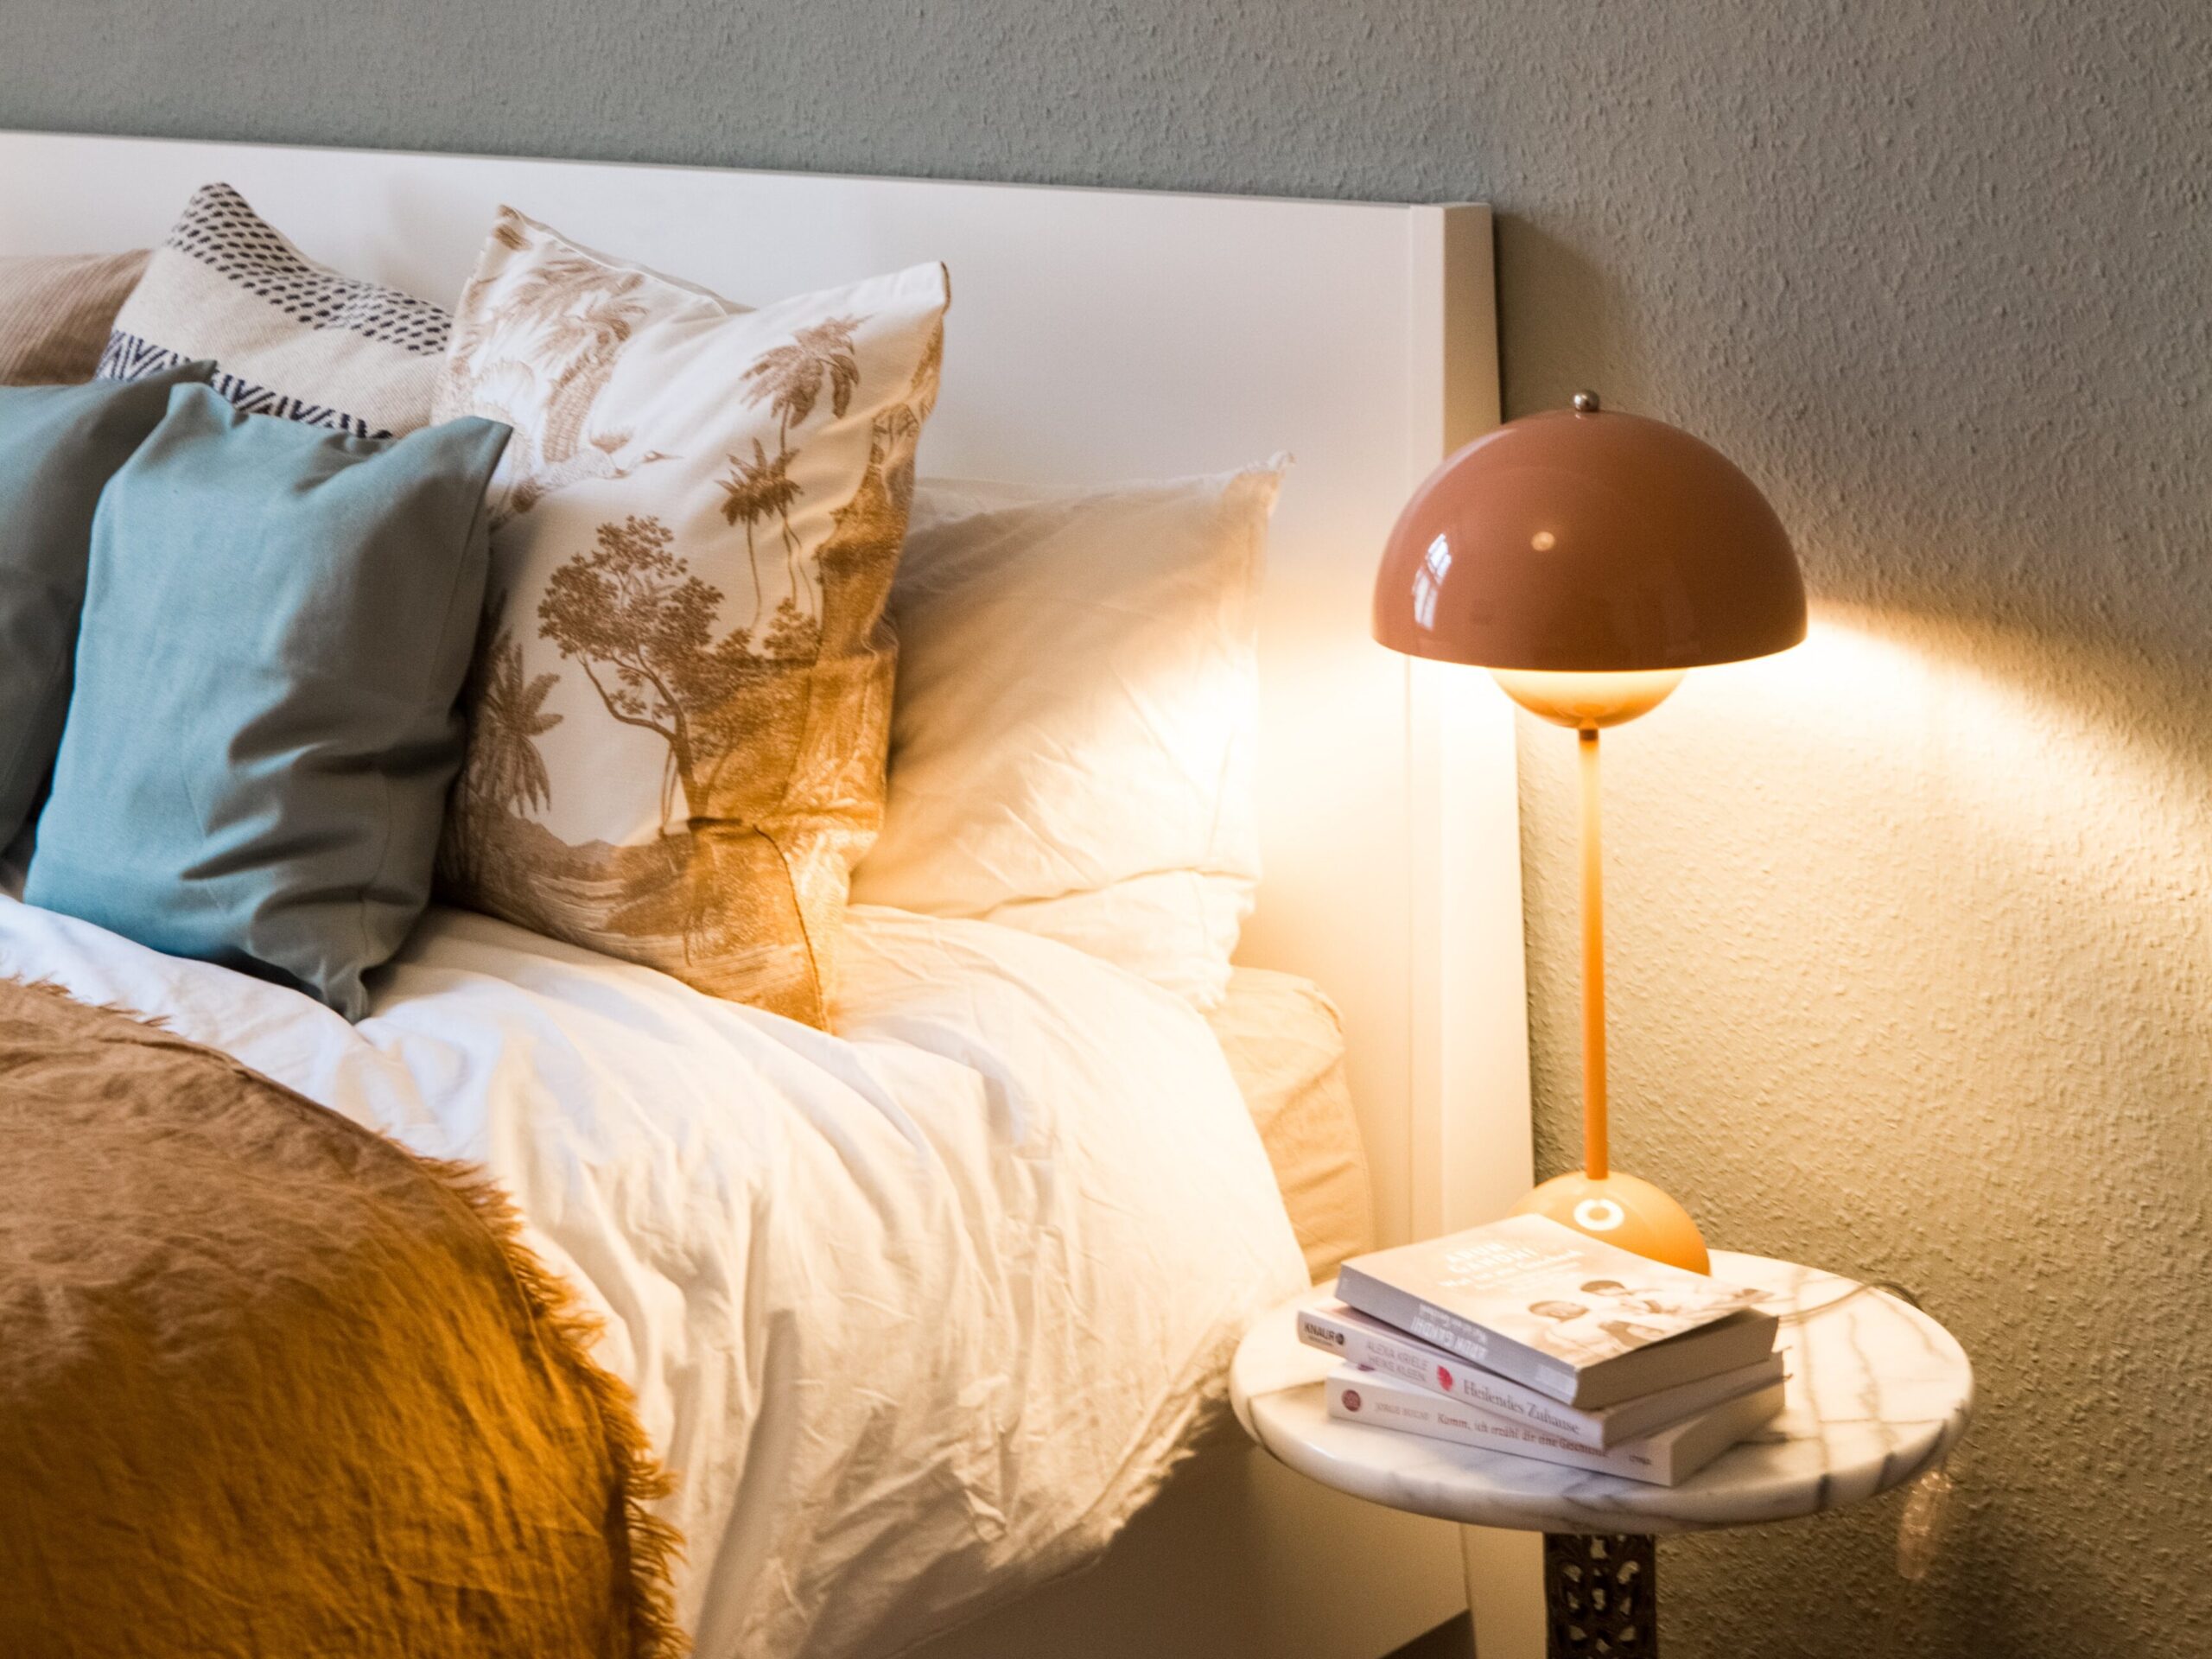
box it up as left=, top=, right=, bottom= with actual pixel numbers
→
left=0, top=130, right=1532, bottom=1245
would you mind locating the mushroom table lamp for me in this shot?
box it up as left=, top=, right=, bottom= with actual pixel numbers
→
left=1373, top=392, right=1806, bottom=1273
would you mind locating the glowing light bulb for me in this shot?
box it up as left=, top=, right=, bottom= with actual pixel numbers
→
left=1489, top=666, right=1687, bottom=728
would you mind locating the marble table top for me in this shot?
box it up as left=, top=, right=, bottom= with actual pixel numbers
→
left=1231, top=1251, right=1973, bottom=1535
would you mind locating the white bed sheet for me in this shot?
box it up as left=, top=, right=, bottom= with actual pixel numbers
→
left=0, top=894, right=1306, bottom=1659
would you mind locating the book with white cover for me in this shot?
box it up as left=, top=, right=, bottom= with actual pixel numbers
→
left=1297, top=1300, right=1786, bottom=1450
left=1332, top=1214, right=1776, bottom=1408
left=1326, top=1364, right=1787, bottom=1487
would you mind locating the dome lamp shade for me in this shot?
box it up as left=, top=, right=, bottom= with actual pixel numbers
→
left=1373, top=397, right=1806, bottom=674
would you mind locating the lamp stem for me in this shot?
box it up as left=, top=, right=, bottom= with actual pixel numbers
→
left=1578, top=725, right=1608, bottom=1183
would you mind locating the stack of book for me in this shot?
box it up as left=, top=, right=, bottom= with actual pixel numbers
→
left=1307, top=1215, right=1786, bottom=1485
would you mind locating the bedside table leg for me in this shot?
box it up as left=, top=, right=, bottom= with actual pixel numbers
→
left=1541, top=1533, right=1657, bottom=1656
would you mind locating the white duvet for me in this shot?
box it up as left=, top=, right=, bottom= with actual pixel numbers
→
left=0, top=894, right=1306, bottom=1659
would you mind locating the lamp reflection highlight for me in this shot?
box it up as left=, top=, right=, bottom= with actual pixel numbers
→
left=1410, top=532, right=1452, bottom=632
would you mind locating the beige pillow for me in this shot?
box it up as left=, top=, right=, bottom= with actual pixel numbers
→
left=434, top=208, right=949, bottom=1027
left=1205, top=966, right=1374, bottom=1282
left=849, top=467, right=1281, bottom=1007
left=0, top=251, right=149, bottom=385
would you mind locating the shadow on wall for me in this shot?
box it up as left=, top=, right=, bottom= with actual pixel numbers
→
left=1516, top=598, right=2212, bottom=1657
left=1491, top=214, right=1637, bottom=423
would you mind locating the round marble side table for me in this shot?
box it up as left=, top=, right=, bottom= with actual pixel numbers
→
left=1230, top=1252, right=1973, bottom=1657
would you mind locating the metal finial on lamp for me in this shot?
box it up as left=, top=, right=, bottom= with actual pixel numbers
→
left=1372, top=392, right=1806, bottom=1273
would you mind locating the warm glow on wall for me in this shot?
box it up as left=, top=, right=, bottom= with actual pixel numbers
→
left=1630, top=604, right=2212, bottom=1058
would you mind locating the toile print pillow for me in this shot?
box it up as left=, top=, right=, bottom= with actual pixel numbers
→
left=432, top=207, right=948, bottom=1027
left=98, top=182, right=449, bottom=437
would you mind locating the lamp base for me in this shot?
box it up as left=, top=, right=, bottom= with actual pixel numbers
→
left=1510, top=1171, right=1712, bottom=1274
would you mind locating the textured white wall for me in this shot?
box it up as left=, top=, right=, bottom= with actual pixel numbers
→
left=4, top=2, right=2208, bottom=1652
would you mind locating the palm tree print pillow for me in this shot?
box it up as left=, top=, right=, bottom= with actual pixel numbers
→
left=433, top=209, right=948, bottom=1027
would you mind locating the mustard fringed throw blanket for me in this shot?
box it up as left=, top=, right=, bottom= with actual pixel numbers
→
left=0, top=979, right=683, bottom=1658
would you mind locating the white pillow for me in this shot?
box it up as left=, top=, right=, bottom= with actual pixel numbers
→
left=850, top=464, right=1282, bottom=1007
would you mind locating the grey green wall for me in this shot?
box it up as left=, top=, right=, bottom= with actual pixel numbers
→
left=6, top=3, right=2207, bottom=1654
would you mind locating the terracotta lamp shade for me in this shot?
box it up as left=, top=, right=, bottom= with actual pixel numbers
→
left=1372, top=398, right=1805, bottom=1275
left=1373, top=404, right=1806, bottom=673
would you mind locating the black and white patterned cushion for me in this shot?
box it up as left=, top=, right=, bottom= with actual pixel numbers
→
left=164, top=184, right=448, bottom=356
left=99, top=182, right=451, bottom=438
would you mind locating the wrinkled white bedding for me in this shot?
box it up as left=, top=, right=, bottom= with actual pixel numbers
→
left=0, top=894, right=1306, bottom=1659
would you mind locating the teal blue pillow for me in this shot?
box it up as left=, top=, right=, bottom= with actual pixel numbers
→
left=26, top=385, right=510, bottom=1018
left=0, top=364, right=212, bottom=851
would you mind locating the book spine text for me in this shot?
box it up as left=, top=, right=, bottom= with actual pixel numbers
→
left=1296, top=1307, right=1603, bottom=1448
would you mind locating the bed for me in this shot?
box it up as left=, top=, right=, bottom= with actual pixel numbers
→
left=0, top=130, right=1535, bottom=1659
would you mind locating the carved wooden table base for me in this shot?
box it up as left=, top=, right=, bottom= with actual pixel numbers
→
left=1542, top=1533, right=1657, bottom=1656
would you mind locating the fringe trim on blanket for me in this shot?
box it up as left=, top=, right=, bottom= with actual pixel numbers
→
left=414, top=1154, right=691, bottom=1659
left=6, top=979, right=688, bottom=1659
